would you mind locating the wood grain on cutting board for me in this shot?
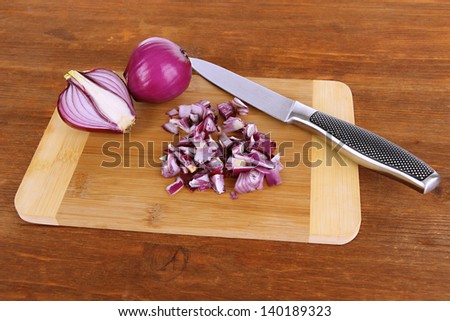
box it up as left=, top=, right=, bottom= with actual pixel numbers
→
left=15, top=75, right=360, bottom=244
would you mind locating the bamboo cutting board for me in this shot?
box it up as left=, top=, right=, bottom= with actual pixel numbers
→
left=15, top=75, right=360, bottom=244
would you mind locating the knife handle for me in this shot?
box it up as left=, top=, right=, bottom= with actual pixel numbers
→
left=287, top=102, right=440, bottom=193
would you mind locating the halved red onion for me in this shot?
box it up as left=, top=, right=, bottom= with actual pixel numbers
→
left=57, top=69, right=135, bottom=133
left=218, top=132, right=233, bottom=149
left=178, top=104, right=192, bottom=118
left=175, top=152, right=197, bottom=173
left=166, top=108, right=178, bottom=117
left=205, top=157, right=224, bottom=174
left=161, top=152, right=181, bottom=178
left=255, top=166, right=282, bottom=186
left=223, top=117, right=245, bottom=133
left=271, top=153, right=284, bottom=171
left=243, top=123, right=258, bottom=139
left=189, top=173, right=211, bottom=191
left=162, top=122, right=179, bottom=135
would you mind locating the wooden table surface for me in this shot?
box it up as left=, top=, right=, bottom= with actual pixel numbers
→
left=1, top=0, right=449, bottom=300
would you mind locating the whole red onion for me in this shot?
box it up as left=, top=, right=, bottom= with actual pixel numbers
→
left=124, top=37, right=192, bottom=103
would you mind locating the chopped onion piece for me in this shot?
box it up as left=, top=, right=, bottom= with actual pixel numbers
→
left=162, top=122, right=179, bottom=135
left=211, top=174, right=225, bottom=194
left=218, top=101, right=236, bottom=119
left=178, top=118, right=192, bottom=133
left=194, top=140, right=208, bottom=164
left=271, top=153, right=284, bottom=171
left=223, top=117, right=245, bottom=133
left=231, top=98, right=249, bottom=116
left=198, top=100, right=211, bottom=107
left=166, top=177, right=184, bottom=195
left=265, top=169, right=282, bottom=186
left=189, top=113, right=200, bottom=124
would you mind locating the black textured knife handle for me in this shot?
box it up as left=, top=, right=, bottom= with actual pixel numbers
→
left=307, top=111, right=440, bottom=193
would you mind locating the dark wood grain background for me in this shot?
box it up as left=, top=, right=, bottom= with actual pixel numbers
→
left=1, top=0, right=449, bottom=300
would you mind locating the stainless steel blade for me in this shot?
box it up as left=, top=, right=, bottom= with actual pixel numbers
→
left=190, top=58, right=295, bottom=122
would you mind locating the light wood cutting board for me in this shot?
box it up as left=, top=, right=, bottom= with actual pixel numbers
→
left=15, top=75, right=361, bottom=244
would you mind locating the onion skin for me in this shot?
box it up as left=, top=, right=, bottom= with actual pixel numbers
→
left=124, top=37, right=192, bottom=103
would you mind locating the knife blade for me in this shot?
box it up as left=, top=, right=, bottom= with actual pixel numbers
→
left=190, top=57, right=441, bottom=194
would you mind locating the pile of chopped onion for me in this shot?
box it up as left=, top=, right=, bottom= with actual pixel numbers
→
left=161, top=99, right=283, bottom=198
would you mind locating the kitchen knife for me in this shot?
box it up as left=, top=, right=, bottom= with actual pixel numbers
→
left=190, top=58, right=440, bottom=194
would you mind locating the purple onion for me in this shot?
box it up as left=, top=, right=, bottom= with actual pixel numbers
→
left=211, top=174, right=225, bottom=194
left=57, top=69, right=135, bottom=133
left=124, top=37, right=192, bottom=103
left=231, top=98, right=249, bottom=116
